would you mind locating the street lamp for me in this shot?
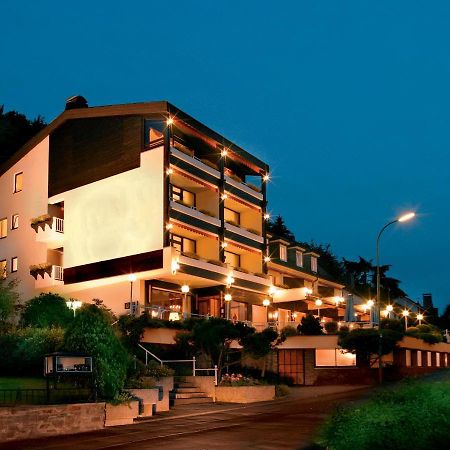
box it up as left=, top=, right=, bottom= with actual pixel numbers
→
left=376, top=211, right=415, bottom=383
left=128, top=274, right=137, bottom=302
left=402, top=309, right=410, bottom=329
left=315, top=299, right=322, bottom=317
left=417, top=313, right=424, bottom=325
left=66, top=300, right=82, bottom=316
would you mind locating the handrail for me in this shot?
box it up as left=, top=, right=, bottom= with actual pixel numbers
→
left=138, top=344, right=163, bottom=366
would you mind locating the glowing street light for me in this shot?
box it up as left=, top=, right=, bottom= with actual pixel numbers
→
left=417, top=313, right=424, bottom=325
left=402, top=309, right=410, bottom=329
left=315, top=299, right=323, bottom=316
left=66, top=300, right=82, bottom=316
left=262, top=298, right=271, bottom=307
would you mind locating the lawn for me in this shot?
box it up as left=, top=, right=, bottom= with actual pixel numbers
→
left=316, top=370, right=450, bottom=450
left=0, top=377, right=48, bottom=389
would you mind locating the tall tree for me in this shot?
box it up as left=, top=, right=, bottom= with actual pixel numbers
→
left=266, top=215, right=296, bottom=241
left=0, top=106, right=46, bottom=166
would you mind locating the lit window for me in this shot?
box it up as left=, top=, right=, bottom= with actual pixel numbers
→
left=170, top=233, right=196, bottom=254
left=436, top=353, right=440, bottom=367
left=170, top=185, right=196, bottom=207
left=0, top=218, right=7, bottom=239
left=427, top=351, right=432, bottom=367
left=14, top=172, right=23, bottom=193
left=11, top=214, right=19, bottom=230
left=405, top=349, right=411, bottom=367
left=417, top=350, right=422, bottom=367
left=11, top=257, right=18, bottom=273
left=445, top=354, right=448, bottom=367
left=296, top=251, right=303, bottom=267
left=311, top=256, right=318, bottom=273
left=279, top=245, right=287, bottom=261
left=0, top=260, right=6, bottom=279
left=315, top=349, right=356, bottom=367
left=224, top=208, right=240, bottom=225
left=225, top=251, right=240, bottom=268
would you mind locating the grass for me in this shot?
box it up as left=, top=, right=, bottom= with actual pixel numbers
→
left=0, top=377, right=48, bottom=389
left=316, top=371, right=450, bottom=450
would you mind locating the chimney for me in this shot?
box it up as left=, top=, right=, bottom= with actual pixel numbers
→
left=65, top=95, right=88, bottom=110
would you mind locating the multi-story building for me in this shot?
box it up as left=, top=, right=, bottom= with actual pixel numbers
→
left=0, top=97, right=275, bottom=320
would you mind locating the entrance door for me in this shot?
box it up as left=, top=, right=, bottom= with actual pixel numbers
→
left=198, top=296, right=221, bottom=317
left=278, top=350, right=304, bottom=385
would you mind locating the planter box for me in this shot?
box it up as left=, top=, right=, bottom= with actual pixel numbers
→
left=215, top=385, right=275, bottom=403
left=105, top=400, right=139, bottom=426
left=125, top=388, right=159, bottom=417
left=141, top=376, right=174, bottom=412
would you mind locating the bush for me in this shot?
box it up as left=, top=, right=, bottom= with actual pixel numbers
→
left=275, top=384, right=290, bottom=397
left=406, top=324, right=443, bottom=344
left=324, top=321, right=338, bottom=334
left=21, top=293, right=73, bottom=328
left=220, top=373, right=263, bottom=386
left=0, top=278, right=20, bottom=332
left=144, top=360, right=174, bottom=379
left=64, top=304, right=130, bottom=399
left=317, top=377, right=450, bottom=449
left=280, top=326, right=298, bottom=340
left=297, top=314, right=323, bottom=335
left=380, top=318, right=403, bottom=333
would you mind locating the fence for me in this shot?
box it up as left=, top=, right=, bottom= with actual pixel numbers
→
left=0, top=388, right=94, bottom=406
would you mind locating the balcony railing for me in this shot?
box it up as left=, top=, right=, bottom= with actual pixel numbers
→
left=170, top=147, right=220, bottom=180
left=170, top=201, right=221, bottom=228
left=34, top=217, right=64, bottom=249
left=34, top=265, right=64, bottom=288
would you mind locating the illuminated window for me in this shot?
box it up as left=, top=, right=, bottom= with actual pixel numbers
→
left=11, top=257, right=18, bottom=273
left=405, top=349, right=411, bottom=367
left=14, top=172, right=23, bottom=193
left=0, top=260, right=6, bottom=279
left=315, top=349, right=356, bottom=367
left=445, top=354, right=448, bottom=367
left=224, top=208, right=240, bottom=225
left=436, top=353, right=440, bottom=367
left=311, top=256, right=318, bottom=273
left=11, top=214, right=19, bottom=230
left=170, top=185, right=196, bottom=207
left=427, top=351, right=432, bottom=367
left=0, top=218, right=7, bottom=239
left=417, top=350, right=422, bottom=367
left=225, top=251, right=240, bottom=268
left=296, top=250, right=303, bottom=267
left=170, top=234, right=196, bottom=254
left=279, top=244, right=287, bottom=261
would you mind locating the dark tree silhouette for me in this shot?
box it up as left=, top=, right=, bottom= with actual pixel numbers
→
left=266, top=215, right=295, bottom=241
left=0, top=106, right=46, bottom=166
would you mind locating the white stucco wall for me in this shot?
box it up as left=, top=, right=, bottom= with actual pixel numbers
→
left=58, top=148, right=164, bottom=269
left=0, top=137, right=50, bottom=301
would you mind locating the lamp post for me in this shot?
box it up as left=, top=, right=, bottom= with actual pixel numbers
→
left=315, top=299, right=322, bottom=317
left=417, top=313, right=424, bottom=326
left=66, top=300, right=82, bottom=317
left=376, top=212, right=415, bottom=383
left=402, top=309, right=410, bottom=329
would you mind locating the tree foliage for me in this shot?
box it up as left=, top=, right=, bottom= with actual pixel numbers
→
left=21, top=293, right=74, bottom=328
left=266, top=215, right=295, bottom=241
left=64, top=304, right=130, bottom=399
left=0, top=278, right=20, bottom=332
left=297, top=314, right=324, bottom=335
left=0, top=106, right=46, bottom=166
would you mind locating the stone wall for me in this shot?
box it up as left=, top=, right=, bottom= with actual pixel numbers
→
left=0, top=402, right=105, bottom=443
left=215, top=385, right=275, bottom=403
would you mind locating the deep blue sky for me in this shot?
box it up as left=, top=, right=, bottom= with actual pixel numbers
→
left=2, top=1, right=449, bottom=311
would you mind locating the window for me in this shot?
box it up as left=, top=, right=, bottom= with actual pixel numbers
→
left=315, top=349, right=356, bottom=367
left=0, top=218, right=6, bottom=239
left=225, top=251, right=241, bottom=268
left=170, top=185, right=196, bottom=207
left=296, top=250, right=303, bottom=267
left=11, top=214, right=19, bottom=230
left=427, top=351, right=432, bottom=367
left=279, top=244, right=287, bottom=261
left=170, top=233, right=196, bottom=254
left=417, top=350, right=422, bottom=367
left=0, top=260, right=6, bottom=279
left=144, top=120, right=164, bottom=148
left=405, top=349, right=411, bottom=367
left=445, top=354, right=448, bottom=367
left=311, top=256, right=318, bottom=273
left=14, top=172, right=23, bottom=193
left=224, top=208, right=240, bottom=225
left=436, top=353, right=440, bottom=367
left=11, top=257, right=18, bottom=273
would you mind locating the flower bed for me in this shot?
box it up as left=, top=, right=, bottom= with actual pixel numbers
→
left=216, top=374, right=275, bottom=403
left=220, top=373, right=262, bottom=386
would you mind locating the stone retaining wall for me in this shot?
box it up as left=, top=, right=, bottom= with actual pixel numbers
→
left=215, top=385, right=275, bottom=403
left=0, top=402, right=105, bottom=443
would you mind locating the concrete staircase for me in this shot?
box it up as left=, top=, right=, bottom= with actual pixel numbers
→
left=170, top=378, right=213, bottom=407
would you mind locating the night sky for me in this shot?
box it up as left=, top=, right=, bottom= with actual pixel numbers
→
left=2, top=1, right=449, bottom=310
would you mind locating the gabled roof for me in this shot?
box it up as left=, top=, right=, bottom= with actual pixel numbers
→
left=0, top=100, right=269, bottom=175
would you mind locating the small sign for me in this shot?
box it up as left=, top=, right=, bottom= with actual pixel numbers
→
left=124, top=302, right=131, bottom=310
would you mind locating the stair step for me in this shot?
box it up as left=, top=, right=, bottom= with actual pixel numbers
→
left=172, top=397, right=213, bottom=405
left=174, top=387, right=200, bottom=393
left=174, top=384, right=197, bottom=389
left=172, top=392, right=207, bottom=399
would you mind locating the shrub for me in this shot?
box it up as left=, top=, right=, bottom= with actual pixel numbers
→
left=380, top=318, right=403, bottom=333
left=144, top=360, right=174, bottom=379
left=280, top=326, right=298, bottom=340
left=324, top=321, right=339, bottom=334
left=275, top=384, right=290, bottom=397
left=0, top=278, right=20, bottom=332
left=220, top=373, right=263, bottom=386
left=297, top=314, right=323, bottom=335
left=406, top=324, right=443, bottom=344
left=64, top=304, right=130, bottom=399
left=21, top=293, right=73, bottom=328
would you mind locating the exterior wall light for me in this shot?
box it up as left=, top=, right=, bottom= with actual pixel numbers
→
left=181, top=284, right=190, bottom=293
left=224, top=293, right=232, bottom=302
left=166, top=168, right=173, bottom=175
left=315, top=299, right=323, bottom=307
left=262, top=298, right=271, bottom=307
left=268, top=285, right=277, bottom=296
left=221, top=193, right=228, bottom=200
left=221, top=149, right=228, bottom=157
left=264, top=256, right=271, bottom=263
left=417, top=313, right=424, bottom=325
left=171, top=260, right=180, bottom=275
left=304, top=287, right=313, bottom=295
left=166, top=223, right=173, bottom=230
left=166, top=117, right=174, bottom=126
left=221, top=242, right=228, bottom=248
left=264, top=213, right=270, bottom=220
left=263, top=174, right=270, bottom=182
left=367, top=299, right=375, bottom=308
left=226, top=275, right=235, bottom=288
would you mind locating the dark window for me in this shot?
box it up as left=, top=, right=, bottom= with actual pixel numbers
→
left=11, top=214, right=19, bottom=230
left=170, top=184, right=196, bottom=207
left=170, top=233, right=196, bottom=254
left=224, top=207, right=240, bottom=225
left=14, top=172, right=23, bottom=193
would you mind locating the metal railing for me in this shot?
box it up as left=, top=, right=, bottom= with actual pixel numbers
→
left=54, top=217, right=64, bottom=233
left=138, top=344, right=218, bottom=385
left=53, top=265, right=64, bottom=281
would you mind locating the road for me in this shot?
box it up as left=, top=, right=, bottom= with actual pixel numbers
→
left=2, top=386, right=370, bottom=450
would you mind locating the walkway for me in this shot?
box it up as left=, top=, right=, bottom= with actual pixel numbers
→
left=2, top=385, right=371, bottom=450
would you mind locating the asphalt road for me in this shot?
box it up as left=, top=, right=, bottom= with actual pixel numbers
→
left=2, top=386, right=370, bottom=450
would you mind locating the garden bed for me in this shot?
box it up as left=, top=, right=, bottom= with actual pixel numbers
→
left=215, top=385, right=275, bottom=403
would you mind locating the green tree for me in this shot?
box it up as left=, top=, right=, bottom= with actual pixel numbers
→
left=297, top=314, right=323, bottom=335
left=21, top=293, right=74, bottom=328
left=266, top=215, right=295, bottom=241
left=0, top=106, right=46, bottom=166
left=241, top=327, right=279, bottom=377
left=0, top=278, right=21, bottom=332
left=64, top=304, right=130, bottom=399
